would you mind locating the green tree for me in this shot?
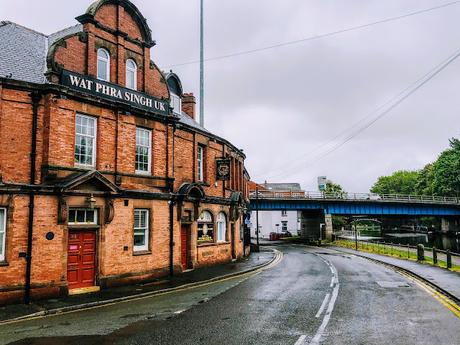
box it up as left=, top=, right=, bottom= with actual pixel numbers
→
left=323, top=181, right=348, bottom=229
left=370, top=170, right=419, bottom=195
left=332, top=216, right=347, bottom=230
left=324, top=181, right=347, bottom=198
left=415, top=163, right=434, bottom=195
left=432, top=138, right=460, bottom=196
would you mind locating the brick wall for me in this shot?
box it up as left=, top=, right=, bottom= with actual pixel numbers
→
left=51, top=3, right=169, bottom=100
left=0, top=0, right=249, bottom=303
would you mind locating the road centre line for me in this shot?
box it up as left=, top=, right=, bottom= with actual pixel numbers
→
left=325, top=246, right=460, bottom=320
left=294, top=335, right=307, bottom=345
left=295, top=254, right=340, bottom=345
left=315, top=293, right=330, bottom=318
left=309, top=256, right=340, bottom=345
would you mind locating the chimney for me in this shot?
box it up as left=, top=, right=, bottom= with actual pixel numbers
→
left=182, top=93, right=196, bottom=120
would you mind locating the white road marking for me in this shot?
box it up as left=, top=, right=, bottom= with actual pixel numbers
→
left=310, top=279, right=339, bottom=345
left=294, top=335, right=307, bottom=345
left=294, top=254, right=340, bottom=345
left=315, top=293, right=330, bottom=318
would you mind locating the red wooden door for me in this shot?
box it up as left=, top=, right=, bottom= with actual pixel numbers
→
left=67, top=231, right=96, bottom=289
left=181, top=225, right=189, bottom=269
left=231, top=223, right=236, bottom=259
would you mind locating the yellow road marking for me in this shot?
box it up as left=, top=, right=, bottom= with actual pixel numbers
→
left=322, top=246, right=460, bottom=320
left=0, top=250, right=283, bottom=326
left=398, top=270, right=460, bottom=318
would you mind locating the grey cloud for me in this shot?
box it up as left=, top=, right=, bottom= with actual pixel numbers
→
left=1, top=0, right=459, bottom=192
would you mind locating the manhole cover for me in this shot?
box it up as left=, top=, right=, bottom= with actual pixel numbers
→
left=376, top=281, right=410, bottom=288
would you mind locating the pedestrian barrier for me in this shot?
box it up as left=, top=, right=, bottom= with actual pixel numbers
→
left=334, top=237, right=460, bottom=270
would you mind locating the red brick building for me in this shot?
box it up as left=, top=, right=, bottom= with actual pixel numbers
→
left=0, top=0, right=250, bottom=304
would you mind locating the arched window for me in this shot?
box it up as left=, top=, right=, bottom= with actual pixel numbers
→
left=171, top=94, right=181, bottom=114
left=97, top=48, right=110, bottom=82
left=126, top=59, right=137, bottom=90
left=197, top=211, right=214, bottom=244
left=217, top=212, right=227, bottom=242
left=167, top=75, right=182, bottom=114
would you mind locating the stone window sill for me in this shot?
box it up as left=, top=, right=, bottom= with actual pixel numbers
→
left=197, top=242, right=217, bottom=248
left=133, top=250, right=152, bottom=256
left=198, top=241, right=232, bottom=247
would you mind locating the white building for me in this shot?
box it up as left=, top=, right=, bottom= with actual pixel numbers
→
left=250, top=210, right=300, bottom=239
left=249, top=183, right=303, bottom=239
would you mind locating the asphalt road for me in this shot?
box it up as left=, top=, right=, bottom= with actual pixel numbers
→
left=1, top=245, right=459, bottom=345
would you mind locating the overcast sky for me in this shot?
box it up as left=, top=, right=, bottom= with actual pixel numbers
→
left=2, top=0, right=460, bottom=192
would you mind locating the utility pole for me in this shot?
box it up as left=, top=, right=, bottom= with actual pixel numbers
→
left=255, top=185, right=260, bottom=252
left=354, top=222, right=358, bottom=251
left=199, top=0, right=205, bottom=127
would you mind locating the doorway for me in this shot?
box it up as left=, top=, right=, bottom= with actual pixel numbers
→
left=67, top=230, right=97, bottom=290
left=180, top=224, right=191, bottom=270
left=231, top=223, right=237, bottom=260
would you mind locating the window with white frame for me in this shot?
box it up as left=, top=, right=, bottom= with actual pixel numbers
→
left=0, top=208, right=6, bottom=262
left=217, top=212, right=227, bottom=242
left=126, top=59, right=137, bottom=90
left=282, top=221, right=288, bottom=232
left=68, top=209, right=98, bottom=225
left=97, top=48, right=110, bottom=81
left=197, top=145, right=204, bottom=182
left=281, top=210, right=287, bottom=217
left=170, top=93, right=181, bottom=114
left=136, top=127, right=151, bottom=174
left=134, top=209, right=149, bottom=252
left=75, top=114, right=96, bottom=167
left=197, top=210, right=214, bottom=243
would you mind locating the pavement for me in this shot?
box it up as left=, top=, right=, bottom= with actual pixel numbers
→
left=0, top=249, right=275, bottom=323
left=329, top=245, right=460, bottom=301
left=2, top=244, right=458, bottom=345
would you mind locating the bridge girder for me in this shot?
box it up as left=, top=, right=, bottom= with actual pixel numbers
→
left=250, top=199, right=460, bottom=217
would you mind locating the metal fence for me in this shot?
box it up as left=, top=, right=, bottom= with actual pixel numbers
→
left=336, top=237, right=460, bottom=268
left=249, top=191, right=460, bottom=205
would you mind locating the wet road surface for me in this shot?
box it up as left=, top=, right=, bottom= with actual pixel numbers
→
left=1, top=245, right=459, bottom=345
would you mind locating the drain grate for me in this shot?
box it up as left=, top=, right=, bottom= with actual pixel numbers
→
left=376, top=281, right=410, bottom=288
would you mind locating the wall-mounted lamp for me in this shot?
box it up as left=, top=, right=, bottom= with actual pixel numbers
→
left=86, top=194, right=96, bottom=209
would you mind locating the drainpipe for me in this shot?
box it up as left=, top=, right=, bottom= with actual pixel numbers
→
left=168, top=124, right=177, bottom=277
left=24, top=91, right=41, bottom=304
left=169, top=199, right=175, bottom=277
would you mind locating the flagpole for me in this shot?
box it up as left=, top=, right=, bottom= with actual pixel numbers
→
left=199, top=0, right=205, bottom=127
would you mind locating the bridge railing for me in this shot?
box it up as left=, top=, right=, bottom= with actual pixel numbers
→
left=249, top=191, right=460, bottom=204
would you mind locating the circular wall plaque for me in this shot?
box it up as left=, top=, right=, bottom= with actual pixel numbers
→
left=45, top=232, right=55, bottom=241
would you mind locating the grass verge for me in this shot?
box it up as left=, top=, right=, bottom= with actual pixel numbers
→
left=332, top=239, right=460, bottom=273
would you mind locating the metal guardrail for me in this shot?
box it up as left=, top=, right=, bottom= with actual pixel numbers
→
left=249, top=191, right=460, bottom=205
left=336, top=237, right=460, bottom=268
left=338, top=238, right=460, bottom=257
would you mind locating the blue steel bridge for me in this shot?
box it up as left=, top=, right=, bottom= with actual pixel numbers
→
left=249, top=191, right=460, bottom=216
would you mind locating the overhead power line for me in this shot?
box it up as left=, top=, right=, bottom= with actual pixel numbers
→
left=256, top=45, right=460, bottom=181
left=165, top=0, right=460, bottom=69
left=260, top=45, right=460, bottom=180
